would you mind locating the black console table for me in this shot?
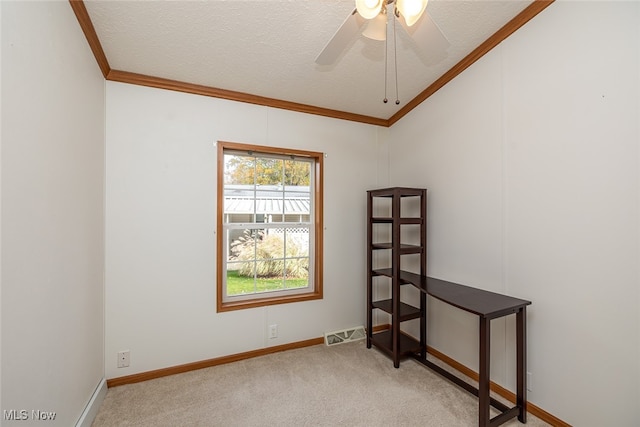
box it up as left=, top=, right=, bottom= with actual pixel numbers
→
left=411, top=275, right=531, bottom=427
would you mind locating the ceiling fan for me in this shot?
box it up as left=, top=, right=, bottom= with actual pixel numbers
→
left=315, top=0, right=450, bottom=67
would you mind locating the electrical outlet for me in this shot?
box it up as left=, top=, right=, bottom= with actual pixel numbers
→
left=117, top=350, right=130, bottom=368
left=527, top=372, right=532, bottom=392
left=268, top=324, right=278, bottom=339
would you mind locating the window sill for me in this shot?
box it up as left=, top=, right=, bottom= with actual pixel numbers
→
left=217, top=289, right=323, bottom=312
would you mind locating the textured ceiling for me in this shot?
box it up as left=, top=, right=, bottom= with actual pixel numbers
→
left=84, top=0, right=536, bottom=121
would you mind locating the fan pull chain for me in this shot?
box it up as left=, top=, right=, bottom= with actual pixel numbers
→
left=382, top=8, right=400, bottom=105
left=392, top=11, right=399, bottom=105
left=383, top=12, right=389, bottom=104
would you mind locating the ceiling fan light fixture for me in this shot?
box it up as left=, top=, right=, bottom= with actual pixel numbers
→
left=355, top=0, right=384, bottom=20
left=362, top=12, right=387, bottom=41
left=396, top=0, right=428, bottom=27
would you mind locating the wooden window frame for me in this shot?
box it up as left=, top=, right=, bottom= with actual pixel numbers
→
left=216, top=141, right=323, bottom=312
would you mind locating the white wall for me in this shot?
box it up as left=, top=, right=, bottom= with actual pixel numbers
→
left=389, top=2, right=639, bottom=426
left=1, top=1, right=105, bottom=426
left=104, top=82, right=381, bottom=378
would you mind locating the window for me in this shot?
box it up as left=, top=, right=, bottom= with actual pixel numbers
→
left=217, top=141, right=323, bottom=312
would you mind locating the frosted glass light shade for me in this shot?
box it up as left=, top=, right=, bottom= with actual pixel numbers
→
left=396, top=0, right=428, bottom=26
left=356, top=0, right=384, bottom=20
left=362, top=12, right=387, bottom=41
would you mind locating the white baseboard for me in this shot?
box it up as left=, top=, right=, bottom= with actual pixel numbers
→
left=76, top=378, right=107, bottom=427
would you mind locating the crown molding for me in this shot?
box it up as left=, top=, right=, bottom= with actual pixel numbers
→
left=388, top=0, right=554, bottom=126
left=106, top=69, right=389, bottom=127
left=70, top=0, right=554, bottom=127
left=68, top=0, right=110, bottom=78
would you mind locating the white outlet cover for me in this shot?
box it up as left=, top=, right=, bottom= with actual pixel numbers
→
left=117, top=351, right=130, bottom=368
left=268, top=325, right=278, bottom=339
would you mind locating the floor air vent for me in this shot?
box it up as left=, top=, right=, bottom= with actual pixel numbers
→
left=324, top=326, right=366, bottom=346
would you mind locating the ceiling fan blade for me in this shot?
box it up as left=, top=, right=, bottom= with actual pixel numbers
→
left=398, top=11, right=450, bottom=62
left=315, top=10, right=366, bottom=66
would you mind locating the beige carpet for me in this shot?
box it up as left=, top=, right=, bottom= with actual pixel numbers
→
left=92, top=341, right=550, bottom=426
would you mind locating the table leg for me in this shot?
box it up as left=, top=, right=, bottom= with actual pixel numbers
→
left=479, top=316, right=490, bottom=427
left=420, top=291, right=427, bottom=361
left=517, top=307, right=527, bottom=423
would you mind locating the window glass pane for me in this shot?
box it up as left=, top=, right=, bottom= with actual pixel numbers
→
left=254, top=229, right=285, bottom=292
left=256, top=188, right=284, bottom=218
left=284, top=160, right=310, bottom=218
left=285, top=187, right=310, bottom=199
left=285, top=257, right=309, bottom=289
left=255, top=230, right=285, bottom=261
left=226, top=261, right=256, bottom=296
left=224, top=204, right=255, bottom=223
left=229, top=228, right=257, bottom=262
left=224, top=153, right=256, bottom=223
left=268, top=213, right=285, bottom=223
left=255, top=257, right=285, bottom=279
left=286, top=227, right=309, bottom=258
left=285, top=190, right=309, bottom=218
left=255, top=158, right=283, bottom=186
left=234, top=214, right=255, bottom=224
left=224, top=154, right=255, bottom=185
left=256, top=276, right=285, bottom=293
left=284, top=159, right=310, bottom=186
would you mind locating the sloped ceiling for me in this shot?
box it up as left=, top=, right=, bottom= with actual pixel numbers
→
left=74, top=0, right=554, bottom=126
